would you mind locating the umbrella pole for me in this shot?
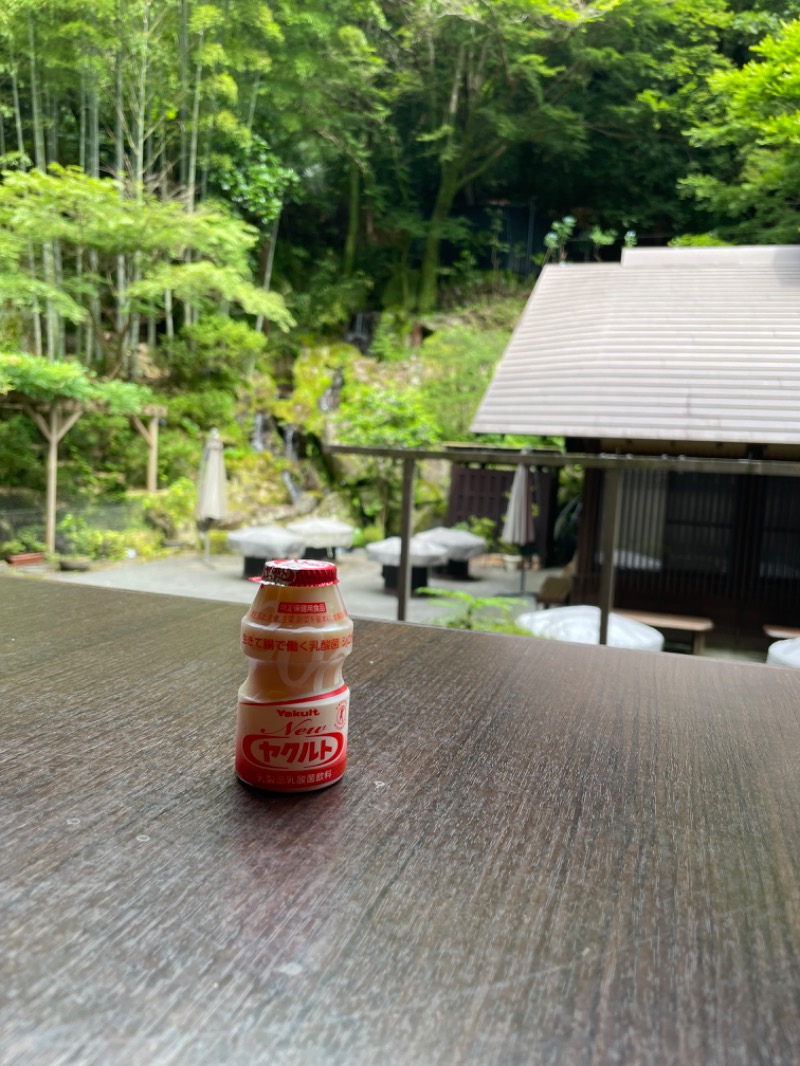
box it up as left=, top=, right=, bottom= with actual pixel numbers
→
left=203, top=530, right=214, bottom=568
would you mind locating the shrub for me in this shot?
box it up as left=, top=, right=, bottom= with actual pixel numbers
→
left=418, top=588, right=532, bottom=635
left=141, top=477, right=197, bottom=541
left=155, top=314, right=268, bottom=389
left=55, top=513, right=160, bottom=560
left=1, top=525, right=47, bottom=558
left=0, top=414, right=46, bottom=491
left=167, top=389, right=238, bottom=435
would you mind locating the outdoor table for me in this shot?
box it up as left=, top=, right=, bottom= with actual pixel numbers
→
left=226, top=525, right=306, bottom=578
left=4, top=576, right=800, bottom=1065
left=416, top=526, right=487, bottom=579
left=285, top=517, right=355, bottom=561
left=517, top=604, right=665, bottom=652
left=366, top=535, right=449, bottom=593
left=767, top=636, right=800, bottom=667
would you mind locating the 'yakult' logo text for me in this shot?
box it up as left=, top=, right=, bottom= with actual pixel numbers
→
left=241, top=730, right=344, bottom=770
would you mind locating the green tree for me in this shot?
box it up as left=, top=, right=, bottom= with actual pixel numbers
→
left=515, top=0, right=732, bottom=241
left=383, top=0, right=605, bottom=312
left=240, top=0, right=388, bottom=311
left=680, top=17, right=800, bottom=242
left=0, top=164, right=292, bottom=377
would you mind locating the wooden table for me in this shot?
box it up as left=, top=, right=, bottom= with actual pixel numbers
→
left=3, top=577, right=800, bottom=1065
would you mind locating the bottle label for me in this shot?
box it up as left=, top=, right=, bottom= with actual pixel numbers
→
left=236, top=684, right=349, bottom=792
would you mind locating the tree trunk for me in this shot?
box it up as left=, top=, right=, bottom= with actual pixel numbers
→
left=186, top=29, right=204, bottom=213
left=50, top=90, right=65, bottom=358
left=28, top=14, right=57, bottom=360
left=134, top=2, right=150, bottom=192
left=115, top=30, right=127, bottom=371
left=246, top=72, right=260, bottom=132
left=53, top=238, right=65, bottom=358
left=11, top=69, right=26, bottom=168
left=418, top=167, right=459, bottom=313
left=27, top=246, right=43, bottom=357
left=184, top=27, right=205, bottom=328
left=129, top=1, right=151, bottom=380
left=28, top=18, right=46, bottom=170
left=89, top=88, right=99, bottom=178
left=343, top=163, right=360, bottom=276
left=47, top=88, right=58, bottom=163
left=165, top=288, right=174, bottom=339
left=85, top=87, right=100, bottom=362
left=11, top=64, right=40, bottom=354
left=179, top=0, right=189, bottom=189
left=254, top=209, right=281, bottom=334
left=159, top=122, right=173, bottom=339
left=78, top=76, right=86, bottom=170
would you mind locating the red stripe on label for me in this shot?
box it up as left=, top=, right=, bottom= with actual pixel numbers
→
left=240, top=683, right=348, bottom=708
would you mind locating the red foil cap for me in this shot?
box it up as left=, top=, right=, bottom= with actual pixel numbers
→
left=259, top=558, right=339, bottom=587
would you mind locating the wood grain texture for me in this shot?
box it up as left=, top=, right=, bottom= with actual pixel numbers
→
left=3, top=575, right=800, bottom=1065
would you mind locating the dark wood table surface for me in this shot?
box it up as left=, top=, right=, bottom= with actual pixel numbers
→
left=3, top=576, right=800, bottom=1065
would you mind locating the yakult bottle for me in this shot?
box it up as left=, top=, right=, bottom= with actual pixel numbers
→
left=236, top=558, right=353, bottom=792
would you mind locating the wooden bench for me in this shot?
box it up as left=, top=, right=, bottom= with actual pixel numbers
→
left=615, top=610, right=714, bottom=655
left=763, top=625, right=800, bottom=641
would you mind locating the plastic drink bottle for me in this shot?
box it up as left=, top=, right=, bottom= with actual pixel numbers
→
left=235, top=558, right=353, bottom=792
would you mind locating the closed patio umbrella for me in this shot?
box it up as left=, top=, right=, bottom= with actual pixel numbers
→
left=197, top=428, right=228, bottom=564
left=502, top=461, right=535, bottom=593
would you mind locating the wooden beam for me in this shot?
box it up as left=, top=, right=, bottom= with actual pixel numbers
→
left=324, top=444, right=800, bottom=478
left=26, top=403, right=84, bottom=554
left=598, top=469, right=622, bottom=646
left=397, top=457, right=416, bottom=623
left=131, top=413, right=159, bottom=492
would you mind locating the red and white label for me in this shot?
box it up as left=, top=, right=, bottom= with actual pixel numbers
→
left=236, top=684, right=349, bottom=792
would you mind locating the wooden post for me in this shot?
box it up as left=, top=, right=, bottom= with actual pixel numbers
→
left=29, top=403, right=83, bottom=554
left=148, top=414, right=158, bottom=492
left=598, top=469, right=622, bottom=646
left=131, top=409, right=162, bottom=492
left=397, top=457, right=416, bottom=623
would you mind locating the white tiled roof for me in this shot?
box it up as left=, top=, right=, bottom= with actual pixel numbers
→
left=471, top=246, right=800, bottom=444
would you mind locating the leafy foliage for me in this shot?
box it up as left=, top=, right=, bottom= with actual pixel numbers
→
left=0, top=352, right=154, bottom=410
left=156, top=314, right=268, bottom=389
left=141, top=477, right=197, bottom=541
left=417, top=326, right=509, bottom=443
left=333, top=363, right=442, bottom=531
left=418, top=587, right=532, bottom=635
left=56, top=512, right=161, bottom=561
left=0, top=351, right=96, bottom=405
left=0, top=415, right=44, bottom=489
left=680, top=17, right=800, bottom=241
left=0, top=166, right=292, bottom=375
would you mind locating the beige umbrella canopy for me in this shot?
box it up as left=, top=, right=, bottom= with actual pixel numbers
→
left=197, top=428, right=228, bottom=562
left=502, top=462, right=536, bottom=594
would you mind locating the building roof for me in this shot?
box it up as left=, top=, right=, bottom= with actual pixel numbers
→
left=471, top=245, right=800, bottom=445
